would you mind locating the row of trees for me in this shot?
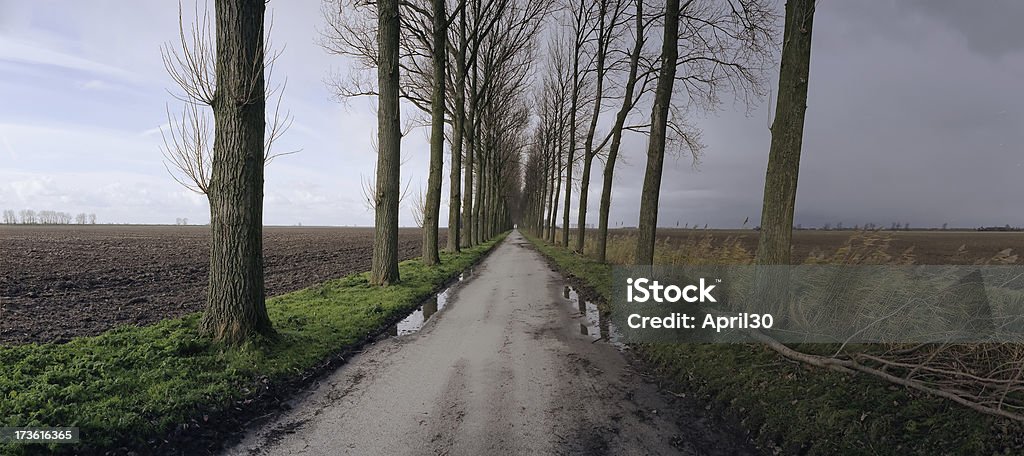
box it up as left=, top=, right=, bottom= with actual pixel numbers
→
left=157, top=0, right=802, bottom=344
left=1, top=210, right=97, bottom=225
left=157, top=0, right=807, bottom=345
left=322, top=0, right=544, bottom=282
left=161, top=0, right=539, bottom=344
left=520, top=0, right=784, bottom=265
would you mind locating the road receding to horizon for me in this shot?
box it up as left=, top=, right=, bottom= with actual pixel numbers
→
left=225, top=231, right=756, bottom=455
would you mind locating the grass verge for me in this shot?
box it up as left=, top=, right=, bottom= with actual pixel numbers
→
left=0, top=233, right=506, bottom=455
left=525, top=233, right=1022, bottom=455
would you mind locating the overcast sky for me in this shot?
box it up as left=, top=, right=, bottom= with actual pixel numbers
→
left=1, top=0, right=1022, bottom=228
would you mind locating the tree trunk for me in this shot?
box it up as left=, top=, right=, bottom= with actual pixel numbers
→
left=756, top=0, right=815, bottom=265
left=478, top=147, right=487, bottom=241
left=540, top=139, right=551, bottom=237
left=545, top=151, right=553, bottom=240
left=550, top=139, right=563, bottom=244
left=576, top=46, right=606, bottom=251
left=473, top=141, right=484, bottom=244
left=447, top=99, right=464, bottom=252
left=422, top=0, right=447, bottom=266
left=635, top=0, right=679, bottom=265
left=447, top=5, right=467, bottom=253
left=201, top=0, right=273, bottom=344
left=489, top=154, right=499, bottom=238
left=461, top=65, right=477, bottom=248
left=485, top=143, right=492, bottom=240
left=371, top=0, right=401, bottom=285
left=596, top=0, right=643, bottom=263
left=562, top=52, right=580, bottom=248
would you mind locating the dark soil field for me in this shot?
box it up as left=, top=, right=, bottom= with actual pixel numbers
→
left=609, top=228, right=1024, bottom=264
left=0, top=226, right=444, bottom=345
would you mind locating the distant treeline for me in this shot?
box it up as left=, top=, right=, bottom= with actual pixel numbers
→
left=1, top=209, right=97, bottom=225
left=664, top=221, right=1023, bottom=232
left=795, top=222, right=1023, bottom=232
left=977, top=226, right=1024, bottom=232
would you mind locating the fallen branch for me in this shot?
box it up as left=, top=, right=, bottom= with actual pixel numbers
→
left=746, top=329, right=1024, bottom=422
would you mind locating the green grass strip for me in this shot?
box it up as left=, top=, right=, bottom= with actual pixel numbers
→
left=0, top=234, right=506, bottom=454
left=524, top=233, right=1019, bottom=455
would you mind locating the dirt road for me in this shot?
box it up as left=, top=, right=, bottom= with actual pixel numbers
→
left=226, top=231, right=756, bottom=455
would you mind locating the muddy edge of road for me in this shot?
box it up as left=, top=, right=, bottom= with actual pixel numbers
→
left=524, top=239, right=764, bottom=454
left=134, top=239, right=506, bottom=456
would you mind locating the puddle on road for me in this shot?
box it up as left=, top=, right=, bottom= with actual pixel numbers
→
left=563, top=285, right=625, bottom=349
left=388, top=271, right=469, bottom=337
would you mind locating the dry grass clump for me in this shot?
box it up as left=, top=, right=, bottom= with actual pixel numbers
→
left=587, top=230, right=923, bottom=266
left=803, top=231, right=915, bottom=265
left=580, top=232, right=755, bottom=265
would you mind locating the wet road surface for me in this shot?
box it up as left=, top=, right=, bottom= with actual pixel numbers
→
left=225, top=230, right=757, bottom=455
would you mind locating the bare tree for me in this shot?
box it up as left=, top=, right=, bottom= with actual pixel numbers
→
left=76, top=213, right=88, bottom=224
left=575, top=0, right=630, bottom=252
left=446, top=0, right=468, bottom=252
left=421, top=0, right=448, bottom=265
left=635, top=0, right=680, bottom=265
left=89, top=213, right=97, bottom=225
left=559, top=0, right=593, bottom=248
left=322, top=0, right=452, bottom=264
left=538, top=33, right=572, bottom=244
left=161, top=3, right=295, bottom=196
left=2, top=210, right=16, bottom=224
left=463, top=52, right=479, bottom=247
left=162, top=0, right=278, bottom=344
left=756, top=0, right=815, bottom=265
left=635, top=0, right=776, bottom=264
left=325, top=0, right=542, bottom=253
left=466, top=0, right=549, bottom=246
left=35, top=210, right=70, bottom=225
left=595, top=0, right=647, bottom=262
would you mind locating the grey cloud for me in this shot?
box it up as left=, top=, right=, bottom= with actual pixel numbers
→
left=902, top=0, right=1024, bottom=57
left=588, top=0, right=1024, bottom=230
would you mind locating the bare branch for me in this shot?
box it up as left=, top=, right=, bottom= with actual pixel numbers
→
left=161, top=1, right=297, bottom=195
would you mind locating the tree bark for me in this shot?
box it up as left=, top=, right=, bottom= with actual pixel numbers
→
left=201, top=0, right=274, bottom=344
left=635, top=0, right=679, bottom=265
left=371, top=0, right=401, bottom=285
left=422, top=0, right=447, bottom=265
left=756, top=0, right=815, bottom=265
